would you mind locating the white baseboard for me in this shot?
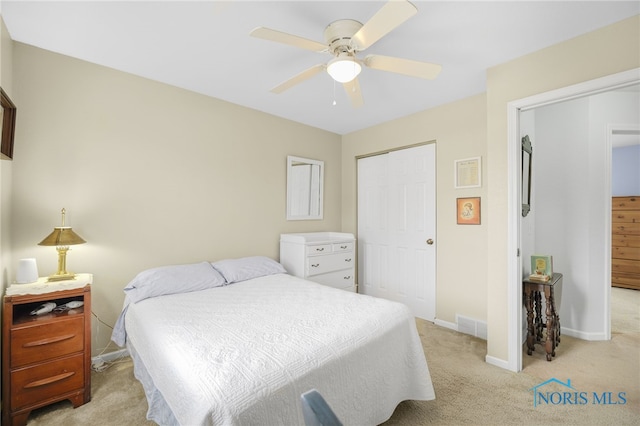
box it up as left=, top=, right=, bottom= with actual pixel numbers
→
left=435, top=316, right=487, bottom=340
left=560, top=327, right=607, bottom=341
left=433, top=319, right=514, bottom=371
left=92, top=348, right=129, bottom=365
left=434, top=318, right=457, bottom=331
left=485, top=355, right=511, bottom=370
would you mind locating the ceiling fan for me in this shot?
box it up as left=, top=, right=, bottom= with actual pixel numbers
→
left=249, top=0, right=442, bottom=108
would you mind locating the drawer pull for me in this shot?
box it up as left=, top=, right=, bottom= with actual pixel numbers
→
left=311, top=263, right=320, bottom=268
left=343, top=276, right=352, bottom=280
left=23, top=333, right=76, bottom=348
left=340, top=245, right=348, bottom=249
left=24, top=371, right=76, bottom=389
left=345, top=258, right=352, bottom=262
left=314, top=247, right=325, bottom=252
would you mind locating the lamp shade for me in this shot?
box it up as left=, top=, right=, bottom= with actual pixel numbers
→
left=327, top=53, right=362, bottom=83
left=16, top=258, right=39, bottom=284
left=38, top=227, right=86, bottom=247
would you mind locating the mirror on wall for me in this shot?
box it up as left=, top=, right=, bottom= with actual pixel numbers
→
left=287, top=156, right=324, bottom=220
left=522, top=135, right=533, bottom=217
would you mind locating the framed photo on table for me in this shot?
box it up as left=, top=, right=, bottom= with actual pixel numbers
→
left=457, top=197, right=481, bottom=225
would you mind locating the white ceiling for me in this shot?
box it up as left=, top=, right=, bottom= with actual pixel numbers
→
left=1, top=1, right=638, bottom=135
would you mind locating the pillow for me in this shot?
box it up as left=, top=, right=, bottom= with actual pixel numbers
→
left=212, top=256, right=287, bottom=284
left=124, top=261, right=226, bottom=304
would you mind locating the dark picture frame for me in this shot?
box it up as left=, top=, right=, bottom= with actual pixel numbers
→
left=457, top=197, right=481, bottom=225
left=1, top=87, right=17, bottom=160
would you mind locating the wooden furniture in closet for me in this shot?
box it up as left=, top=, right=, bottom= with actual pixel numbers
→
left=280, top=232, right=356, bottom=292
left=612, top=196, right=640, bottom=290
left=2, top=285, right=91, bottom=426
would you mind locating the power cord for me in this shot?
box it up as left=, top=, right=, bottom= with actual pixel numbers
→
left=91, top=310, right=128, bottom=372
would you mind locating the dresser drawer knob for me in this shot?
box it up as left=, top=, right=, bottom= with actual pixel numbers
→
left=315, top=248, right=325, bottom=252
left=311, top=263, right=320, bottom=268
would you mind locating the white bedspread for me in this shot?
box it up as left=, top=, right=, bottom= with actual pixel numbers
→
left=124, top=273, right=434, bottom=425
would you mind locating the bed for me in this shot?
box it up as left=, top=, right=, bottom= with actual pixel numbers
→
left=112, top=257, right=435, bottom=425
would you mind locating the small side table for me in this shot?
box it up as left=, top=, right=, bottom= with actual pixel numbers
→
left=2, top=275, right=92, bottom=426
left=523, top=273, right=562, bottom=361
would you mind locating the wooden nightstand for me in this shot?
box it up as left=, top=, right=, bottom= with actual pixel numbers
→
left=2, top=283, right=91, bottom=426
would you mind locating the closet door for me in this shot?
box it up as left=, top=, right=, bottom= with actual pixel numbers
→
left=357, top=144, right=436, bottom=321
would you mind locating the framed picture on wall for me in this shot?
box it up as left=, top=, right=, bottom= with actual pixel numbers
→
left=457, top=197, right=481, bottom=225
left=1, top=87, right=16, bottom=160
left=454, top=156, right=481, bottom=188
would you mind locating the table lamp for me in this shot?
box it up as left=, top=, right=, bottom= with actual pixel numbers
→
left=38, top=208, right=86, bottom=281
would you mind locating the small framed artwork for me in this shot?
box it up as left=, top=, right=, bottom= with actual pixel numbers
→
left=454, top=156, right=481, bottom=188
left=457, top=197, right=481, bottom=225
left=530, top=255, right=553, bottom=281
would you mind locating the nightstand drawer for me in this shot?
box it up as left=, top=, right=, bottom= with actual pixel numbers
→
left=11, top=353, right=85, bottom=410
left=11, top=317, right=84, bottom=368
left=306, top=252, right=354, bottom=276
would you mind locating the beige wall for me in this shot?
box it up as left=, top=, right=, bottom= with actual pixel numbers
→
left=342, top=94, right=488, bottom=325
left=342, top=15, right=639, bottom=368
left=1, top=16, right=13, bottom=299
left=11, top=43, right=342, bottom=354
left=6, top=14, right=639, bottom=366
left=485, top=15, right=640, bottom=363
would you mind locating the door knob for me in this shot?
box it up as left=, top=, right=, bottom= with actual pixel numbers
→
left=426, top=239, right=434, bottom=245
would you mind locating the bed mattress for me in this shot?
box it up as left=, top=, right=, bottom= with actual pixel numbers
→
left=122, top=273, right=434, bottom=425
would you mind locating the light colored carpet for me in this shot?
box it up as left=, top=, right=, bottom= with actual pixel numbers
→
left=26, top=288, right=639, bottom=425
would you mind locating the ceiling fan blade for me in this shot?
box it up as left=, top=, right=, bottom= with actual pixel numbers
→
left=250, top=27, right=327, bottom=53
left=351, top=0, right=417, bottom=51
left=270, top=64, right=326, bottom=94
left=364, top=54, right=442, bottom=80
left=343, top=78, right=364, bottom=108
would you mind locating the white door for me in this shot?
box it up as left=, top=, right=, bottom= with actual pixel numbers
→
left=357, top=144, right=436, bottom=320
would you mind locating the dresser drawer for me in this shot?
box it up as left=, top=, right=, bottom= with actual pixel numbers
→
left=612, top=246, right=640, bottom=261
left=306, top=252, right=354, bottom=276
left=312, top=270, right=355, bottom=291
left=612, top=210, right=640, bottom=224
left=612, top=196, right=639, bottom=210
left=306, top=244, right=332, bottom=256
left=332, top=242, right=354, bottom=252
left=11, top=317, right=84, bottom=368
left=11, top=353, right=85, bottom=410
left=612, top=258, right=640, bottom=274
left=612, top=222, right=640, bottom=236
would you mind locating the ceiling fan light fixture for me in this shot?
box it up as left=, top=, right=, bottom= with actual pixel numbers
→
left=327, top=54, right=362, bottom=83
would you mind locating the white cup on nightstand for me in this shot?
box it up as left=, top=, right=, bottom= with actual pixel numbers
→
left=16, top=258, right=39, bottom=284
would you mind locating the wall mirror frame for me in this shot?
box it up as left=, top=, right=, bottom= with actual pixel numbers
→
left=286, top=155, right=324, bottom=221
left=0, top=87, right=16, bottom=160
left=521, top=135, right=533, bottom=217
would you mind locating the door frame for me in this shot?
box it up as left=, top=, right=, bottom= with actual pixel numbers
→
left=506, top=68, right=640, bottom=372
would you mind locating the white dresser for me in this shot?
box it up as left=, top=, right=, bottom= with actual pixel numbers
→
left=280, top=232, right=356, bottom=292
